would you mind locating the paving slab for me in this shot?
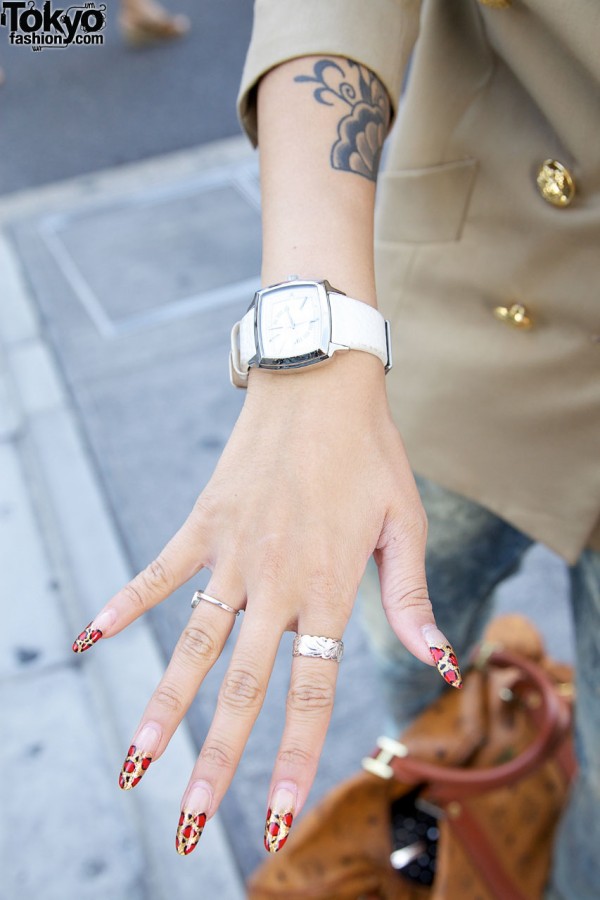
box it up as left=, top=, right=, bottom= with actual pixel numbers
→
left=0, top=441, right=70, bottom=679
left=1, top=668, right=149, bottom=900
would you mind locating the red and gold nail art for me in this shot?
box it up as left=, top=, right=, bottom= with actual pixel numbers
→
left=429, top=643, right=463, bottom=689
left=264, top=807, right=294, bottom=853
left=119, top=744, right=152, bottom=790
left=176, top=810, right=207, bottom=856
left=72, top=622, right=102, bottom=653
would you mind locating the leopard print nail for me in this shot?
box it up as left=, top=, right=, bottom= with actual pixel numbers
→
left=119, top=744, right=152, bottom=790
left=429, top=643, right=463, bottom=689
left=72, top=622, right=102, bottom=653
left=176, top=810, right=207, bottom=856
left=264, top=807, right=294, bottom=853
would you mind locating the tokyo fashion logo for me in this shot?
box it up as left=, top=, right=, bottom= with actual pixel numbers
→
left=0, top=1, right=106, bottom=50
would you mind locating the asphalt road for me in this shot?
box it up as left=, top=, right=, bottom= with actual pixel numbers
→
left=0, top=0, right=253, bottom=194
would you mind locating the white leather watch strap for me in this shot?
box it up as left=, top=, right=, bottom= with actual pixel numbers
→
left=238, top=306, right=256, bottom=370
left=328, top=293, right=389, bottom=366
left=234, top=288, right=391, bottom=376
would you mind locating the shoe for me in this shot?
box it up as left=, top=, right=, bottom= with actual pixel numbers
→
left=119, top=0, right=190, bottom=46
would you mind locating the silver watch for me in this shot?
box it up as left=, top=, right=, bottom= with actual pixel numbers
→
left=229, top=278, right=392, bottom=388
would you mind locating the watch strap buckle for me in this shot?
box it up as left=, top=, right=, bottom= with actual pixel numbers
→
left=384, top=320, right=393, bottom=374
left=229, top=321, right=249, bottom=389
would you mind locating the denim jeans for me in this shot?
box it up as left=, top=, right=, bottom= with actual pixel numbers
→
left=359, top=476, right=600, bottom=900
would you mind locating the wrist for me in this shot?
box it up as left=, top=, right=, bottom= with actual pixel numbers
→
left=230, top=277, right=391, bottom=389
left=260, top=268, right=378, bottom=311
left=244, top=347, right=387, bottom=408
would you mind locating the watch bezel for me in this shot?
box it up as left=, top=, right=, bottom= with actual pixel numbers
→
left=250, top=280, right=333, bottom=371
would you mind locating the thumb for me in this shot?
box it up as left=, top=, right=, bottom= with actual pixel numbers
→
left=374, top=512, right=463, bottom=689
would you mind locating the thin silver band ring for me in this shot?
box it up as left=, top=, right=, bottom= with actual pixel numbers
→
left=191, top=590, right=241, bottom=617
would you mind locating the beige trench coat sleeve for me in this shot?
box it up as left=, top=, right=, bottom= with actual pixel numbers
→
left=237, top=0, right=422, bottom=146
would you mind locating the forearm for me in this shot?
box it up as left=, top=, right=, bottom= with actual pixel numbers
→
left=257, top=56, right=391, bottom=307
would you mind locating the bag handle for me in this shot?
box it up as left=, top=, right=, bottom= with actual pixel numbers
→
left=366, top=648, right=572, bottom=801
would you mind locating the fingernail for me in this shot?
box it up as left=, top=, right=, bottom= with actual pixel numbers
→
left=264, top=784, right=296, bottom=853
left=72, top=621, right=102, bottom=653
left=118, top=724, right=160, bottom=790
left=71, top=609, right=116, bottom=653
left=176, top=782, right=211, bottom=856
left=422, top=625, right=463, bottom=689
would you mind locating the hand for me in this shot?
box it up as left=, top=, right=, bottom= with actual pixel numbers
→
left=71, top=350, right=462, bottom=856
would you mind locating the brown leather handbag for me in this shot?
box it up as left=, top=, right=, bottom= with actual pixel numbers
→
left=247, top=616, right=575, bottom=900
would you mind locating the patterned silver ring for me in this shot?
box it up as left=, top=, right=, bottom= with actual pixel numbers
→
left=292, top=634, right=344, bottom=663
left=191, top=590, right=241, bottom=617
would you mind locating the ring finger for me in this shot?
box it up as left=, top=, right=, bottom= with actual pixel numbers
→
left=264, top=617, right=346, bottom=852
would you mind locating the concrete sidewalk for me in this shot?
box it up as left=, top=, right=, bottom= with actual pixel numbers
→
left=0, top=136, right=574, bottom=899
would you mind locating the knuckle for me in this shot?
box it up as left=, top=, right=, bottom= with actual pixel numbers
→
left=141, top=555, right=173, bottom=595
left=219, top=667, right=264, bottom=713
left=259, top=537, right=287, bottom=586
left=178, top=625, right=219, bottom=667
left=287, top=676, right=335, bottom=715
left=200, top=740, right=235, bottom=770
left=388, top=503, right=428, bottom=547
left=191, top=492, right=217, bottom=525
left=276, top=746, right=315, bottom=769
left=122, top=580, right=147, bottom=614
left=390, top=582, right=432, bottom=613
left=152, top=682, right=184, bottom=714
left=412, top=506, right=429, bottom=541
left=305, top=564, right=338, bottom=603
left=184, top=495, right=216, bottom=545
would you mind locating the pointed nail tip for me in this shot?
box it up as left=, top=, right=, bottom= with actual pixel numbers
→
left=440, top=672, right=463, bottom=689
left=177, top=842, right=199, bottom=856
left=71, top=627, right=103, bottom=653
left=175, top=810, right=206, bottom=857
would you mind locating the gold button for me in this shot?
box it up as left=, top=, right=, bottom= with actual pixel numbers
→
left=493, top=304, right=533, bottom=329
left=536, top=159, right=575, bottom=207
left=478, top=0, right=511, bottom=7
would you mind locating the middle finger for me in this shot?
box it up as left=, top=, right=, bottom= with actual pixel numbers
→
left=176, top=604, right=286, bottom=854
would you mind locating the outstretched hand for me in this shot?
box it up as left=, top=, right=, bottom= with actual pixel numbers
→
left=72, top=350, right=461, bottom=857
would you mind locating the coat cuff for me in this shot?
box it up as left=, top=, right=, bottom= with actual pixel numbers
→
left=237, top=0, right=421, bottom=147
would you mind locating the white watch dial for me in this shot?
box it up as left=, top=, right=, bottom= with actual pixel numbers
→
left=259, top=284, right=324, bottom=359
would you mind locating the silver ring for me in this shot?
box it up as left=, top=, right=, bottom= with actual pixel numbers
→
left=292, top=634, right=344, bottom=663
left=191, top=590, right=241, bottom=617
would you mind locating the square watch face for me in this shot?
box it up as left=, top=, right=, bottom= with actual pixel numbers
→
left=256, top=281, right=330, bottom=367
